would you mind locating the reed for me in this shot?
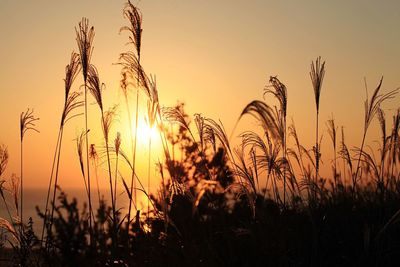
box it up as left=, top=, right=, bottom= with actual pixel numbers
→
left=265, top=76, right=288, bottom=205
left=388, top=109, right=400, bottom=189
left=41, top=52, right=82, bottom=247
left=75, top=17, right=95, bottom=237
left=86, top=63, right=121, bottom=250
left=326, top=116, right=338, bottom=191
left=353, top=77, right=398, bottom=193
left=288, top=121, right=308, bottom=196
left=146, top=94, right=158, bottom=221
left=89, top=144, right=101, bottom=204
left=19, top=109, right=39, bottom=228
left=240, top=98, right=286, bottom=203
left=86, top=65, right=116, bottom=219
left=310, top=56, right=325, bottom=200
left=75, top=131, right=89, bottom=196
left=100, top=105, right=118, bottom=236
left=114, top=132, right=121, bottom=214
left=119, top=0, right=143, bottom=232
left=339, top=127, right=352, bottom=189
left=0, top=145, right=17, bottom=234
left=377, top=108, right=388, bottom=197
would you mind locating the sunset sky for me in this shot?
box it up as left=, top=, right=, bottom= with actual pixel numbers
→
left=1, top=0, right=400, bottom=190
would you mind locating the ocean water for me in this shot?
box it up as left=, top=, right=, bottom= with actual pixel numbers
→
left=0, top=187, right=134, bottom=239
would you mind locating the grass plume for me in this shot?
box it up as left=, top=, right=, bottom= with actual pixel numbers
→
left=19, top=109, right=39, bottom=227
left=310, top=56, right=325, bottom=200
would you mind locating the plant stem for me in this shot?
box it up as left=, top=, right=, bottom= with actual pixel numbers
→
left=315, top=111, right=319, bottom=201
left=20, top=139, right=23, bottom=231
left=84, top=81, right=93, bottom=244
left=41, top=126, right=61, bottom=247
left=128, top=88, right=139, bottom=228
left=102, top=111, right=116, bottom=242
left=283, top=116, right=287, bottom=207
left=354, top=130, right=367, bottom=195
left=48, top=127, right=64, bottom=244
left=147, top=136, right=152, bottom=222
left=114, top=151, right=119, bottom=216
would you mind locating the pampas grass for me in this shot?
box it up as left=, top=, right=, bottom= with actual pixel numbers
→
left=326, top=116, right=338, bottom=191
left=0, top=146, right=17, bottom=233
left=265, top=76, right=288, bottom=205
left=119, top=1, right=144, bottom=233
left=310, top=56, right=325, bottom=198
left=19, top=109, right=39, bottom=227
left=42, top=51, right=82, bottom=247
left=76, top=17, right=95, bottom=238
left=353, top=77, right=398, bottom=193
left=89, top=144, right=101, bottom=204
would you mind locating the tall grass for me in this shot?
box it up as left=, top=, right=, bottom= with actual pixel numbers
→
left=19, top=109, right=39, bottom=228
left=310, top=56, right=325, bottom=200
left=353, top=77, right=398, bottom=194
left=89, top=144, right=101, bottom=204
left=3, top=2, right=400, bottom=266
left=114, top=132, right=121, bottom=213
left=86, top=64, right=117, bottom=229
left=75, top=17, right=95, bottom=237
left=326, top=116, right=338, bottom=191
left=264, top=76, right=288, bottom=205
left=119, top=0, right=143, bottom=233
left=146, top=93, right=158, bottom=220
left=41, top=52, right=82, bottom=247
left=0, top=145, right=17, bottom=234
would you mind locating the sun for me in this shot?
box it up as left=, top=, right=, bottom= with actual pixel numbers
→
left=136, top=117, right=159, bottom=146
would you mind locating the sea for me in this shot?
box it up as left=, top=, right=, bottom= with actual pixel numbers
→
left=0, top=187, right=135, bottom=242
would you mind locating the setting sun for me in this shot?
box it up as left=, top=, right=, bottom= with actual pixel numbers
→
left=135, top=117, right=159, bottom=146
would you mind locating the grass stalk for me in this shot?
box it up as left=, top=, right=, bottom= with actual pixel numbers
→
left=310, top=56, right=325, bottom=201
left=76, top=17, right=95, bottom=242
left=19, top=109, right=39, bottom=230
left=353, top=77, right=398, bottom=194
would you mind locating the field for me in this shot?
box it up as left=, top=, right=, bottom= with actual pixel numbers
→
left=1, top=1, right=400, bottom=266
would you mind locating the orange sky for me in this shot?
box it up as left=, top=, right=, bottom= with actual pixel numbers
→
left=0, top=0, right=400, bottom=191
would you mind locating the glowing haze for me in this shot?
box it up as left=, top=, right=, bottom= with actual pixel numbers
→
left=0, top=0, right=399, bottom=190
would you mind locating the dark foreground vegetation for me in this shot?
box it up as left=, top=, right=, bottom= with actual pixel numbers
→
left=1, top=1, right=400, bottom=266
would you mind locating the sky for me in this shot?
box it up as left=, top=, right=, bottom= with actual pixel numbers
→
left=0, top=0, right=400, bottom=191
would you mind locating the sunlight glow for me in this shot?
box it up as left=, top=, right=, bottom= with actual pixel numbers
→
left=135, top=117, right=159, bottom=146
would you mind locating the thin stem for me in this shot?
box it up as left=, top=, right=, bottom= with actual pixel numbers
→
left=84, top=81, right=93, bottom=244
left=114, top=152, right=119, bottom=216
left=20, top=140, right=23, bottom=230
left=283, top=117, right=287, bottom=207
left=94, top=160, right=101, bottom=205
left=333, top=145, right=337, bottom=193
left=147, top=136, right=151, bottom=222
left=123, top=92, right=134, bottom=235
left=0, top=192, right=17, bottom=235
left=354, top=130, right=367, bottom=194
left=48, top=127, right=64, bottom=247
left=41, top=127, right=61, bottom=246
left=102, top=111, right=116, bottom=229
left=128, top=88, right=139, bottom=227
left=315, top=111, right=319, bottom=201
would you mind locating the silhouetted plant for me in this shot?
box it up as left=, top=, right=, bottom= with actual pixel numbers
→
left=310, top=56, right=325, bottom=199
left=265, top=76, right=288, bottom=205
left=89, top=144, right=101, bottom=204
left=19, top=109, right=39, bottom=228
left=119, top=0, right=144, bottom=235
left=87, top=64, right=118, bottom=241
left=0, top=146, right=17, bottom=234
left=326, top=116, right=338, bottom=192
left=353, top=77, right=398, bottom=193
left=42, top=52, right=82, bottom=248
